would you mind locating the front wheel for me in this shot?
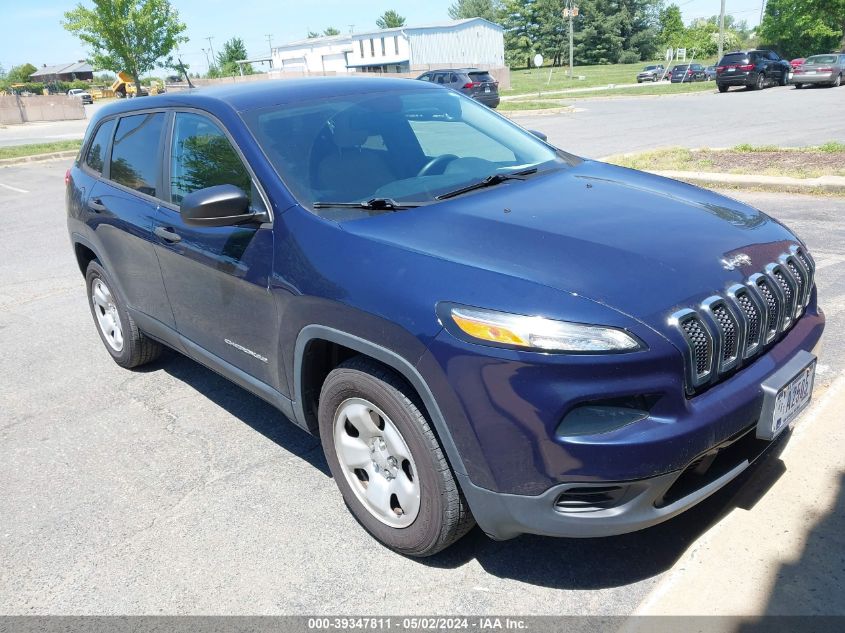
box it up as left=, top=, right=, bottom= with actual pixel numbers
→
left=780, top=70, right=790, bottom=86
left=318, top=357, right=474, bottom=557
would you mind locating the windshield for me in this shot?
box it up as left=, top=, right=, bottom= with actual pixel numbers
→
left=805, top=55, right=837, bottom=65
left=242, top=88, right=573, bottom=216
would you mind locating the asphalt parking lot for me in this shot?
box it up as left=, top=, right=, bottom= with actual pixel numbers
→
left=1, top=158, right=843, bottom=615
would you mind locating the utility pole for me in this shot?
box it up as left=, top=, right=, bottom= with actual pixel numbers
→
left=759, top=0, right=767, bottom=28
left=266, top=34, right=273, bottom=54
left=205, top=36, right=216, bottom=67
left=564, top=1, right=579, bottom=80
left=201, top=48, right=211, bottom=73
left=718, top=0, right=726, bottom=61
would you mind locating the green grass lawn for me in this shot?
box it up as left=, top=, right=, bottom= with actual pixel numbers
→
left=0, top=140, right=82, bottom=160
left=606, top=144, right=845, bottom=178
left=498, top=100, right=571, bottom=111
left=508, top=61, right=717, bottom=96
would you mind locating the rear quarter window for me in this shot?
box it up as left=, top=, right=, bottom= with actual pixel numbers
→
left=84, top=118, right=115, bottom=175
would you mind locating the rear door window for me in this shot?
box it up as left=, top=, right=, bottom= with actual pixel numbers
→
left=84, top=118, right=115, bottom=175
left=110, top=112, right=166, bottom=197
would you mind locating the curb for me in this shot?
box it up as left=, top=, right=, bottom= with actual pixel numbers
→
left=649, top=169, right=845, bottom=193
left=0, top=149, right=79, bottom=167
left=626, top=372, right=845, bottom=619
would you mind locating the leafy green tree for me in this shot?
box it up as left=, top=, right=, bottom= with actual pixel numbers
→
left=63, top=0, right=187, bottom=97
left=659, top=4, right=685, bottom=47
left=376, top=10, right=406, bottom=29
left=574, top=0, right=625, bottom=64
left=7, top=63, right=39, bottom=83
left=501, top=0, right=539, bottom=67
left=448, top=0, right=504, bottom=22
left=217, top=36, right=253, bottom=75
left=323, top=27, right=341, bottom=35
left=307, top=31, right=320, bottom=38
left=758, top=0, right=845, bottom=58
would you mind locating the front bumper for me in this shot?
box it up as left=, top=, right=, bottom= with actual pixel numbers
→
left=423, top=297, right=823, bottom=539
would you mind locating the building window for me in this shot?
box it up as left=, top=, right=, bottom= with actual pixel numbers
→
left=370, top=38, right=375, bottom=57
left=380, top=37, right=385, bottom=56
left=394, top=36, right=399, bottom=55
left=359, top=40, right=364, bottom=57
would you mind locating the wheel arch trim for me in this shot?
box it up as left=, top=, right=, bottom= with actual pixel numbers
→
left=292, top=325, right=469, bottom=478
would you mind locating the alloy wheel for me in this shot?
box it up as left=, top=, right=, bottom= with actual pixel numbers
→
left=91, top=278, right=124, bottom=352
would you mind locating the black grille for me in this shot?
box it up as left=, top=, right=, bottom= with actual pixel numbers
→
left=774, top=270, right=794, bottom=321
left=672, top=247, right=815, bottom=395
left=681, top=317, right=711, bottom=377
left=712, top=304, right=737, bottom=362
left=736, top=292, right=761, bottom=347
left=757, top=279, right=779, bottom=334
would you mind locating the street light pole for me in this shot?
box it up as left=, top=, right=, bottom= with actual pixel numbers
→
left=718, top=0, right=726, bottom=61
left=564, top=0, right=578, bottom=80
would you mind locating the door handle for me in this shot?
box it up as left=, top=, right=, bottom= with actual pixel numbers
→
left=154, top=226, right=182, bottom=243
left=88, top=198, right=107, bottom=213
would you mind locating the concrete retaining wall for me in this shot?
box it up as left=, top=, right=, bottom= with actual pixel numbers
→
left=0, top=95, right=85, bottom=125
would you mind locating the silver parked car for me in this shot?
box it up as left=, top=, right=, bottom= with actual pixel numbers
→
left=793, top=54, right=845, bottom=88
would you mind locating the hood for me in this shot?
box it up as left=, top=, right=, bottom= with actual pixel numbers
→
left=340, top=160, right=801, bottom=330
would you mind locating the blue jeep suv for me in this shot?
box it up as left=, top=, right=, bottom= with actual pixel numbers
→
left=66, top=78, right=824, bottom=556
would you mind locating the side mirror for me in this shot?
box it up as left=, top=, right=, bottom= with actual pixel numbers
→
left=528, top=129, right=548, bottom=142
left=180, top=184, right=265, bottom=227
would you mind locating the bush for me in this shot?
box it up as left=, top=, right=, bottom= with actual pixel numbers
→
left=619, top=50, right=642, bottom=64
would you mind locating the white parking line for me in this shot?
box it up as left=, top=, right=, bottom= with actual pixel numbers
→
left=0, top=183, right=29, bottom=194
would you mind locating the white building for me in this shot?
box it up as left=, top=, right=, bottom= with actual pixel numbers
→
left=271, top=18, right=505, bottom=74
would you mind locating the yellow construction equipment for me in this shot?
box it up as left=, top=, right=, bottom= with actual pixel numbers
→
left=110, top=71, right=149, bottom=98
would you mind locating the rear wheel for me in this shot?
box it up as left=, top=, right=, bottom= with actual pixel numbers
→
left=318, top=357, right=474, bottom=557
left=794, top=83, right=803, bottom=89
left=779, top=69, right=790, bottom=86
left=718, top=84, right=729, bottom=93
left=85, top=260, right=162, bottom=368
left=833, top=74, right=842, bottom=87
left=754, top=72, right=765, bottom=90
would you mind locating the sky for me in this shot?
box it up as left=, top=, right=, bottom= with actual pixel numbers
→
left=0, top=0, right=768, bottom=75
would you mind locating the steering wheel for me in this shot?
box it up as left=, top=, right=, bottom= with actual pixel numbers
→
left=417, top=154, right=459, bottom=177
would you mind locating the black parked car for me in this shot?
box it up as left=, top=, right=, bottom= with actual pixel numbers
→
left=416, top=68, right=500, bottom=108
left=670, top=63, right=707, bottom=83
left=716, top=50, right=791, bottom=92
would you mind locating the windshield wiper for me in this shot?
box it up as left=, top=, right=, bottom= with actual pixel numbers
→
left=312, top=197, right=425, bottom=211
left=436, top=167, right=539, bottom=200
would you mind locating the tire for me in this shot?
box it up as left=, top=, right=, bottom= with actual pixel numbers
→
left=754, top=72, right=765, bottom=90
left=318, top=356, right=474, bottom=557
left=794, top=83, right=803, bottom=89
left=779, top=69, right=790, bottom=86
left=718, top=84, right=729, bottom=93
left=85, top=260, right=162, bottom=369
left=833, top=74, right=842, bottom=87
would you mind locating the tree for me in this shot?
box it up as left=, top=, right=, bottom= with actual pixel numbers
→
left=376, top=10, right=406, bottom=29
left=758, top=0, right=845, bottom=58
left=659, top=4, right=685, bottom=47
left=307, top=31, right=320, bottom=38
left=7, top=63, right=39, bottom=83
left=217, top=36, right=253, bottom=75
left=448, top=0, right=503, bottom=23
left=63, top=0, right=187, bottom=97
left=501, top=0, right=539, bottom=67
left=324, top=27, right=341, bottom=35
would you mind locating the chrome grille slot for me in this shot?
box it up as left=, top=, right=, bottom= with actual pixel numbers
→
left=735, top=291, right=761, bottom=354
left=755, top=277, right=780, bottom=341
left=671, top=246, right=815, bottom=395
left=770, top=266, right=796, bottom=329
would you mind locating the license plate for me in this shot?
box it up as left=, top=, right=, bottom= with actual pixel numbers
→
left=484, top=86, right=491, bottom=93
left=758, top=351, right=816, bottom=440
left=727, top=68, right=736, bottom=72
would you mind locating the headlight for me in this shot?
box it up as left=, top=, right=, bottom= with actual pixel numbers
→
left=446, top=306, right=642, bottom=353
